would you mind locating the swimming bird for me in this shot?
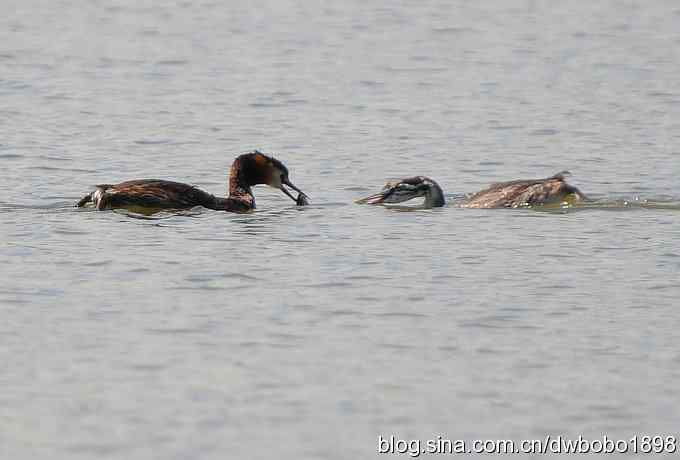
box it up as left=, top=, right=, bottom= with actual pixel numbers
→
left=356, top=172, right=584, bottom=208
left=76, top=151, right=309, bottom=213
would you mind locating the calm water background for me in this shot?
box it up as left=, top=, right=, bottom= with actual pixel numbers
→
left=2, top=1, right=680, bottom=458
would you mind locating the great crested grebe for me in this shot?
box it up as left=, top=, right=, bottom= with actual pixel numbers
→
left=356, top=172, right=585, bottom=208
left=76, top=150, right=309, bottom=213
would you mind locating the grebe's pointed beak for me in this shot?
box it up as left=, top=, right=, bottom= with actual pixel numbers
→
left=281, top=178, right=309, bottom=206
left=355, top=189, right=392, bottom=205
left=355, top=181, right=415, bottom=205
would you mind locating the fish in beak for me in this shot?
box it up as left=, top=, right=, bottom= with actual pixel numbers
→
left=280, top=177, right=309, bottom=206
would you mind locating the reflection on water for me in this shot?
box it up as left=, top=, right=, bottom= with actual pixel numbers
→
left=578, top=196, right=680, bottom=211
left=356, top=195, right=680, bottom=213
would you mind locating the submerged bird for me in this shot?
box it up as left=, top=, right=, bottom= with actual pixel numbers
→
left=462, top=171, right=585, bottom=208
left=356, top=172, right=584, bottom=209
left=355, top=176, right=446, bottom=208
left=76, top=151, right=309, bottom=213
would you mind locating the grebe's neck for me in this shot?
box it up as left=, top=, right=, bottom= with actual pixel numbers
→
left=424, top=182, right=445, bottom=208
left=200, top=156, right=258, bottom=212
left=228, top=158, right=254, bottom=196
left=228, top=175, right=254, bottom=204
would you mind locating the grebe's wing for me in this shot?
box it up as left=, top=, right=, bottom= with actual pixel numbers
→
left=89, top=179, right=215, bottom=210
left=463, top=172, right=583, bottom=208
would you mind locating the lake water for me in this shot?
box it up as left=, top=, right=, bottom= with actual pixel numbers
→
left=2, top=1, right=680, bottom=458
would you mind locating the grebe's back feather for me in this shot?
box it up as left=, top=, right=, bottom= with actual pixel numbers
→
left=463, top=171, right=585, bottom=208
left=77, top=180, right=218, bottom=211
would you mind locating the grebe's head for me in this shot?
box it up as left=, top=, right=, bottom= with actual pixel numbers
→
left=356, top=176, right=445, bottom=208
left=234, top=151, right=309, bottom=205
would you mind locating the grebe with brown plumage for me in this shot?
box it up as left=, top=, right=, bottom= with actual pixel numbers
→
left=356, top=171, right=585, bottom=209
left=76, top=151, right=309, bottom=213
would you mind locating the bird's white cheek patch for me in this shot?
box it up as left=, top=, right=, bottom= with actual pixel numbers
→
left=93, top=188, right=104, bottom=204
left=269, top=175, right=283, bottom=189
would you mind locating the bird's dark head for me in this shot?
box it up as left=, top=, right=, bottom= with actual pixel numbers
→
left=356, top=176, right=445, bottom=208
left=232, top=151, right=309, bottom=205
